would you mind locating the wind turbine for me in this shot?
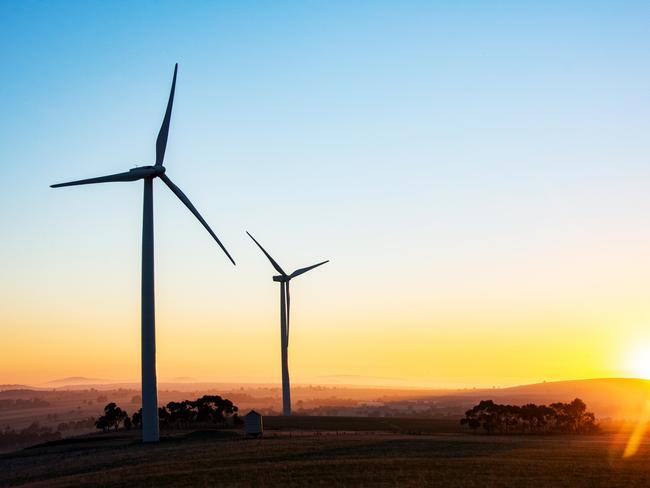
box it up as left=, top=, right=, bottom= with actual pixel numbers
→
left=51, top=64, right=235, bottom=442
left=246, top=231, right=328, bottom=416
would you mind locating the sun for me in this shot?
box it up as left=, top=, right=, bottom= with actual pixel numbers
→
left=626, top=345, right=650, bottom=379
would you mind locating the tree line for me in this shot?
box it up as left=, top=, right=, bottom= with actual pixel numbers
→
left=460, top=398, right=599, bottom=434
left=95, top=395, right=242, bottom=432
left=0, top=398, right=50, bottom=410
left=0, top=417, right=96, bottom=452
left=0, top=423, right=61, bottom=451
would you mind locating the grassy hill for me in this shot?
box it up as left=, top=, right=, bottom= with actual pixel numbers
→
left=1, top=417, right=650, bottom=487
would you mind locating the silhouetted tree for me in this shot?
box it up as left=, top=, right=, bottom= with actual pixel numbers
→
left=95, top=402, right=128, bottom=432
left=158, top=406, right=171, bottom=428
left=192, top=395, right=238, bottom=424
left=549, top=398, right=598, bottom=434
left=461, top=398, right=598, bottom=435
left=166, top=401, right=195, bottom=427
left=95, top=416, right=110, bottom=432
left=132, top=409, right=142, bottom=429
left=93, top=394, right=240, bottom=434
left=162, top=395, right=239, bottom=429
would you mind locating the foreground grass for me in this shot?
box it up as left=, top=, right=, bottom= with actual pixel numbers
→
left=1, top=417, right=649, bottom=487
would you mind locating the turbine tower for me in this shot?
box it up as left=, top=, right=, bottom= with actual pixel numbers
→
left=51, top=64, right=235, bottom=442
left=247, top=231, right=328, bottom=416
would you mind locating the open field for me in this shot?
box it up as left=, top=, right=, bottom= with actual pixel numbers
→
left=2, top=417, right=650, bottom=487
left=263, top=415, right=462, bottom=434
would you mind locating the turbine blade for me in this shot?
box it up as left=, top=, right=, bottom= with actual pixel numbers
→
left=246, top=232, right=286, bottom=276
left=285, top=281, right=290, bottom=346
left=289, top=260, right=329, bottom=279
left=159, top=174, right=236, bottom=265
left=155, top=63, right=178, bottom=166
left=50, top=170, right=146, bottom=188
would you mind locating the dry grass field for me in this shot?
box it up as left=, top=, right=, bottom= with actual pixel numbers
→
left=2, top=416, right=650, bottom=487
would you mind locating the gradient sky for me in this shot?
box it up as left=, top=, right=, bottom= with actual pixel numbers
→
left=1, top=1, right=650, bottom=388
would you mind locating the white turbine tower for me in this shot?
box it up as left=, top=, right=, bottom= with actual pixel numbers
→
left=247, top=231, right=328, bottom=416
left=51, top=64, right=235, bottom=442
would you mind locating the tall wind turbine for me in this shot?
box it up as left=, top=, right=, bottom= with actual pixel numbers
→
left=51, top=64, right=235, bottom=442
left=247, top=231, right=328, bottom=416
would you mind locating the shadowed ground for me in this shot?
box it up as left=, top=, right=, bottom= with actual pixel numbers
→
left=1, top=417, right=649, bottom=487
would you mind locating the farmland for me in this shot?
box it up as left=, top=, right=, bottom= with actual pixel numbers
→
left=1, top=416, right=650, bottom=487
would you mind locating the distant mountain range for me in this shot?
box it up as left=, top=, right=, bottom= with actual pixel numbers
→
left=0, top=384, right=34, bottom=391
left=47, top=377, right=109, bottom=385
left=43, top=376, right=200, bottom=387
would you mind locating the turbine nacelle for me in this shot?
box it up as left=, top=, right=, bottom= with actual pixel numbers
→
left=130, top=165, right=166, bottom=177
left=247, top=231, right=329, bottom=281
left=50, top=64, right=234, bottom=265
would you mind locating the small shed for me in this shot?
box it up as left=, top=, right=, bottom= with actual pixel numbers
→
left=244, top=410, right=263, bottom=438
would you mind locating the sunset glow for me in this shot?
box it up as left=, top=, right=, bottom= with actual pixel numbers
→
left=1, top=2, right=650, bottom=391
left=625, top=344, right=650, bottom=380
left=3, top=2, right=650, bottom=485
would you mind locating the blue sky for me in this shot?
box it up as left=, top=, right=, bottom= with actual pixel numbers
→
left=1, top=1, right=650, bottom=386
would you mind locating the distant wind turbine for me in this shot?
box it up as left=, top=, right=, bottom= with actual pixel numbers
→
left=247, top=231, right=328, bottom=416
left=51, top=64, right=235, bottom=442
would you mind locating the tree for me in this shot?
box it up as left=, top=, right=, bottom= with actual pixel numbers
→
left=132, top=409, right=142, bottom=429
left=460, top=398, right=598, bottom=435
left=95, top=403, right=128, bottom=432
left=549, top=398, right=598, bottom=434
left=191, top=395, right=238, bottom=425
left=93, top=394, right=241, bottom=433
left=166, top=401, right=195, bottom=427
left=95, top=416, right=110, bottom=432
left=158, top=406, right=171, bottom=428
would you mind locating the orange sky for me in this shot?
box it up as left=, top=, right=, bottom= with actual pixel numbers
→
left=2, top=2, right=650, bottom=389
